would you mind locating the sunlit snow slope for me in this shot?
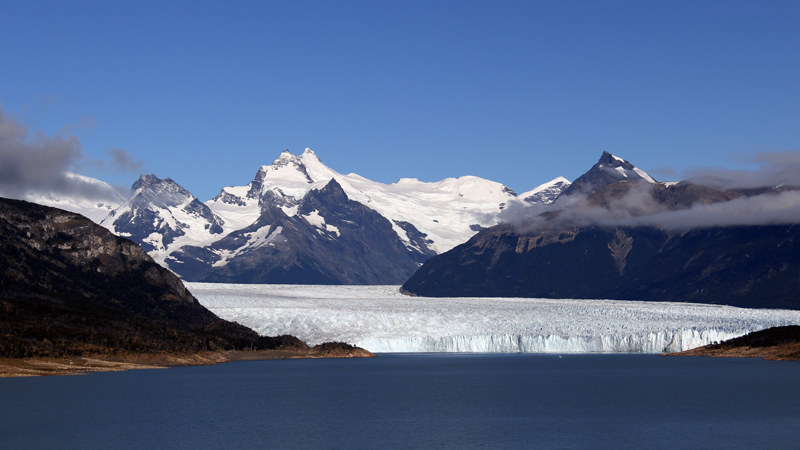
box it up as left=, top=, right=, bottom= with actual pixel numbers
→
left=207, top=148, right=529, bottom=253
left=188, top=283, right=800, bottom=353
left=518, top=176, right=571, bottom=204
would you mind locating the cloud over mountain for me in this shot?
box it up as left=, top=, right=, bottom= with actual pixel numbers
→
left=502, top=151, right=800, bottom=234
left=0, top=108, right=82, bottom=198
left=685, top=150, right=800, bottom=190
left=0, top=107, right=141, bottom=201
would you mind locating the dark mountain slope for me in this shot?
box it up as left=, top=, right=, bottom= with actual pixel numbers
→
left=613, top=225, right=800, bottom=308
left=0, top=197, right=304, bottom=358
left=403, top=220, right=800, bottom=309
left=402, top=224, right=668, bottom=299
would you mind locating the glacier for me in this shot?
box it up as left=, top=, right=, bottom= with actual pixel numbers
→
left=187, top=283, right=800, bottom=354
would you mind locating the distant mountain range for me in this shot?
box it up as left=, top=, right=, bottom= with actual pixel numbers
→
left=17, top=148, right=800, bottom=309
left=402, top=152, right=800, bottom=309
left=95, top=149, right=569, bottom=284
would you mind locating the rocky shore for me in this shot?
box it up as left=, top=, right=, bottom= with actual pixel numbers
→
left=0, top=343, right=375, bottom=377
left=668, top=325, right=800, bottom=361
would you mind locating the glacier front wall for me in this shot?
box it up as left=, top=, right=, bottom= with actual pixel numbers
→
left=357, top=329, right=746, bottom=354
left=187, top=283, right=800, bottom=354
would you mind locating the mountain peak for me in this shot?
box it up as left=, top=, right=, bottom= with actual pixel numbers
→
left=129, top=174, right=193, bottom=209
left=273, top=149, right=298, bottom=165
left=303, top=177, right=350, bottom=206
left=134, top=173, right=160, bottom=185
left=598, top=151, right=627, bottom=166
left=560, top=153, right=657, bottom=198
left=105, top=174, right=224, bottom=255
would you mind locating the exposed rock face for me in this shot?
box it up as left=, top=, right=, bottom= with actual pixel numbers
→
left=402, top=224, right=667, bottom=300
left=0, top=197, right=306, bottom=358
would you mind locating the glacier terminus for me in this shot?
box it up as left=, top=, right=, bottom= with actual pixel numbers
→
left=188, top=283, right=800, bottom=354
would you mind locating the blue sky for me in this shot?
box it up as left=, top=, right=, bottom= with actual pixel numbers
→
left=1, top=0, right=798, bottom=200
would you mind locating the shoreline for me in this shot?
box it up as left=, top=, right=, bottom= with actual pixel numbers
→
left=6, top=343, right=799, bottom=377
left=666, top=325, right=800, bottom=361
left=666, top=342, right=800, bottom=361
left=0, top=346, right=375, bottom=378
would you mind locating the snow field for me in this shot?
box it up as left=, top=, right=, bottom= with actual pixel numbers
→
left=187, top=283, right=800, bottom=354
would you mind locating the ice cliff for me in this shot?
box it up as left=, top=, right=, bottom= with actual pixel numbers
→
left=188, top=283, right=800, bottom=354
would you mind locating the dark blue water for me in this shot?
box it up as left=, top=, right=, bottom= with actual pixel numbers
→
left=1, top=354, right=799, bottom=449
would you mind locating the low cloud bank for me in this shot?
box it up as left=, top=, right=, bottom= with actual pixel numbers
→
left=0, top=109, right=81, bottom=198
left=577, top=187, right=800, bottom=231
left=503, top=180, right=800, bottom=233
left=0, top=107, right=140, bottom=201
left=685, top=150, right=800, bottom=190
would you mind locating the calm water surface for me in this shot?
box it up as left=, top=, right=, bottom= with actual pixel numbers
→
left=1, top=354, right=799, bottom=449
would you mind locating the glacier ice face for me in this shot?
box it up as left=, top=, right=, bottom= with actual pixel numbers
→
left=187, top=283, right=800, bottom=354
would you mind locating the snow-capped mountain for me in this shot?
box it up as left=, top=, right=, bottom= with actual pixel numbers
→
left=101, top=148, right=532, bottom=284
left=14, top=172, right=125, bottom=223
left=560, top=151, right=656, bottom=198
left=101, top=174, right=225, bottom=265
left=519, top=177, right=571, bottom=204
left=207, top=148, right=521, bottom=254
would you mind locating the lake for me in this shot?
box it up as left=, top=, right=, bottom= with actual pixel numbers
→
left=2, top=353, right=799, bottom=449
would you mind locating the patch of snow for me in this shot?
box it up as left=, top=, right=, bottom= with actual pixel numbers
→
left=633, top=167, right=657, bottom=184
left=281, top=205, right=299, bottom=217
left=526, top=177, right=570, bottom=195
left=245, top=225, right=282, bottom=251
left=614, top=166, right=628, bottom=177
left=212, top=225, right=284, bottom=267
left=326, top=224, right=340, bottom=237
left=143, top=232, right=165, bottom=252
left=519, top=177, right=571, bottom=205
left=302, top=210, right=325, bottom=228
